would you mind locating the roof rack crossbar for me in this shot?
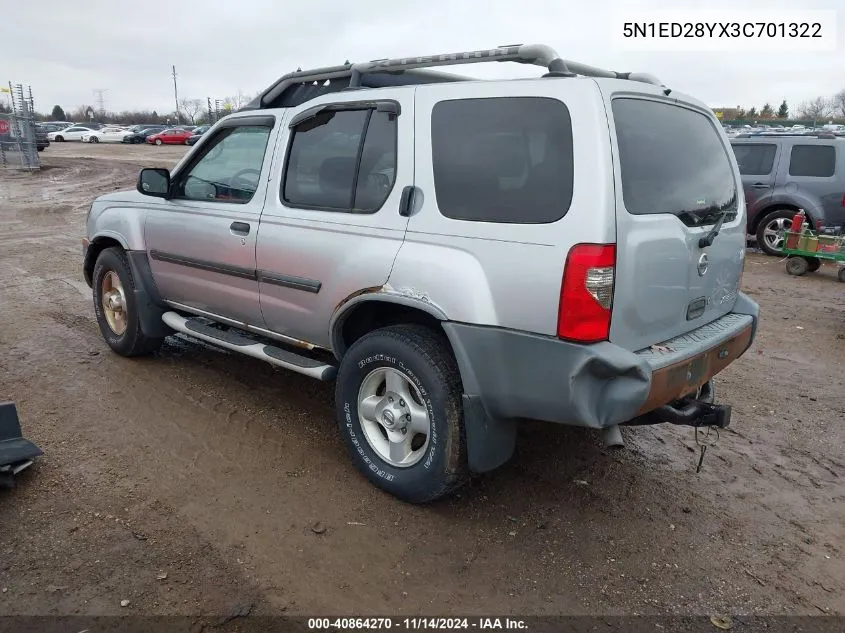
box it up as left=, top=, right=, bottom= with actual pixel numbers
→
left=346, top=44, right=662, bottom=87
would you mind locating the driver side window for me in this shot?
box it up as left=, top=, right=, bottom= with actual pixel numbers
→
left=173, top=125, right=272, bottom=204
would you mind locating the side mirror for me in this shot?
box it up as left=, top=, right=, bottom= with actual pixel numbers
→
left=137, top=168, right=171, bottom=198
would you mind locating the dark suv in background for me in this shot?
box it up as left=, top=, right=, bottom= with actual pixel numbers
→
left=730, top=135, right=845, bottom=255
left=122, top=126, right=168, bottom=144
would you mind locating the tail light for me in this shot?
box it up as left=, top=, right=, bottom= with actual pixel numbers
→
left=557, top=243, right=616, bottom=343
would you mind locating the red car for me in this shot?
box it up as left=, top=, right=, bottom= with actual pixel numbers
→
left=146, top=128, right=194, bottom=146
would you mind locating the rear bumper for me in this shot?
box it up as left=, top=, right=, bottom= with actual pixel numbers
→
left=443, top=292, right=759, bottom=431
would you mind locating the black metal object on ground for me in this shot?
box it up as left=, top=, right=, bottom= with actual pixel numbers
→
left=0, top=401, right=43, bottom=487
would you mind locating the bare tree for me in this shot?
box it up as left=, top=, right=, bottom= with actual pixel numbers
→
left=178, top=98, right=203, bottom=124
left=833, top=89, right=845, bottom=118
left=72, top=104, right=96, bottom=122
left=222, top=91, right=252, bottom=112
left=796, top=96, right=832, bottom=119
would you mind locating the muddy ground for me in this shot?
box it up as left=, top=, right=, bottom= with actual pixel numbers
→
left=1, top=143, right=843, bottom=622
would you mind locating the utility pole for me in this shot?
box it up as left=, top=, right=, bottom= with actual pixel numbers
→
left=171, top=65, right=180, bottom=125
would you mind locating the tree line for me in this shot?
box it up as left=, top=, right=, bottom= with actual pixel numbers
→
left=32, top=92, right=255, bottom=126
left=719, top=89, right=845, bottom=122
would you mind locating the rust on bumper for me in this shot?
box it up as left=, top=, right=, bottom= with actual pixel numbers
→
left=637, top=323, right=754, bottom=416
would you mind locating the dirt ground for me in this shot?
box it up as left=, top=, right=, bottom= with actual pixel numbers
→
left=1, top=143, right=843, bottom=621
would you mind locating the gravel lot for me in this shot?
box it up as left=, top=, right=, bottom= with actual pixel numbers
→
left=1, top=142, right=843, bottom=621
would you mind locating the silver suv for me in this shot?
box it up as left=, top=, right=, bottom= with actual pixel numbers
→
left=83, top=44, right=759, bottom=503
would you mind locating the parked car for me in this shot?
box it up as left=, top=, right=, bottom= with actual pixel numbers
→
left=146, top=128, right=194, bottom=145
left=122, top=126, right=168, bottom=144
left=39, top=122, right=70, bottom=133
left=48, top=125, right=98, bottom=142
left=83, top=127, right=131, bottom=143
left=34, top=124, right=50, bottom=151
left=730, top=135, right=845, bottom=255
left=185, top=125, right=211, bottom=145
left=83, top=43, right=758, bottom=503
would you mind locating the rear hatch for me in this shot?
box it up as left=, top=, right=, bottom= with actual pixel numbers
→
left=605, top=91, right=746, bottom=352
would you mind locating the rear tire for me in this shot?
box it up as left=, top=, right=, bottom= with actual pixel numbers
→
left=756, top=209, right=794, bottom=256
left=335, top=325, right=467, bottom=503
left=92, top=247, right=163, bottom=356
left=838, top=267, right=845, bottom=283
left=786, top=256, right=809, bottom=276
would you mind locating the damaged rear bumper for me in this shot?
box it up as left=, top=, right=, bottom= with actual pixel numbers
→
left=442, top=292, right=759, bottom=472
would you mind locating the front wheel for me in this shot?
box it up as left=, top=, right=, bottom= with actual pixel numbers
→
left=90, top=136, right=99, bottom=143
left=154, top=139, right=162, bottom=146
left=55, top=135, right=64, bottom=142
left=807, top=257, right=821, bottom=272
left=92, top=247, right=163, bottom=356
left=335, top=325, right=467, bottom=503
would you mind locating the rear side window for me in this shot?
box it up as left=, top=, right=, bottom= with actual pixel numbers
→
left=613, top=98, right=737, bottom=223
left=789, top=145, right=836, bottom=177
left=732, top=144, right=777, bottom=175
left=431, top=97, right=574, bottom=224
left=282, top=109, right=397, bottom=213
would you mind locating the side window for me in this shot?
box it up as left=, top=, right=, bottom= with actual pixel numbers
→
left=431, top=97, right=574, bottom=224
left=732, top=144, right=776, bottom=176
left=282, top=108, right=397, bottom=213
left=789, top=145, right=836, bottom=177
left=172, top=125, right=272, bottom=204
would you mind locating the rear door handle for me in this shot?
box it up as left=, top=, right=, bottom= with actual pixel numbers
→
left=230, top=221, right=250, bottom=236
left=399, top=185, right=416, bottom=217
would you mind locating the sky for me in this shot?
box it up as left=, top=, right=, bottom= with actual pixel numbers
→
left=2, top=0, right=842, bottom=117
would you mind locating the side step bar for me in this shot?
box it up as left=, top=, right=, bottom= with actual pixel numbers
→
left=161, top=312, right=336, bottom=381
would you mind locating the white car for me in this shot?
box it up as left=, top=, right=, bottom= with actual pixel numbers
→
left=48, top=126, right=98, bottom=142
left=82, top=128, right=129, bottom=143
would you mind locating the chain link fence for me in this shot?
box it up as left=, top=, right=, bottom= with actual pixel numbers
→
left=0, top=84, right=40, bottom=171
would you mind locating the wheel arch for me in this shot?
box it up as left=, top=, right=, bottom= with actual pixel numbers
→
left=749, top=203, right=800, bottom=234
left=84, top=235, right=128, bottom=287
left=330, top=294, right=448, bottom=360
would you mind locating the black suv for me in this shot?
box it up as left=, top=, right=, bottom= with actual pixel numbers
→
left=730, top=135, right=845, bottom=255
left=34, top=124, right=50, bottom=151
left=123, top=126, right=168, bottom=144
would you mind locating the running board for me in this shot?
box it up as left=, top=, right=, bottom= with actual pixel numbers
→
left=161, top=312, right=336, bottom=381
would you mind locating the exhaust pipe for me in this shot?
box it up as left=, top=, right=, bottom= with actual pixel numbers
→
left=602, top=424, right=624, bottom=450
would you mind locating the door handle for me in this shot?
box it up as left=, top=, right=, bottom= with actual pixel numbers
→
left=399, top=185, right=415, bottom=217
left=751, top=183, right=769, bottom=189
left=230, top=221, right=250, bottom=236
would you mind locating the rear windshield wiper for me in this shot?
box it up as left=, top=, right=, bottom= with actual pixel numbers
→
left=698, top=204, right=731, bottom=248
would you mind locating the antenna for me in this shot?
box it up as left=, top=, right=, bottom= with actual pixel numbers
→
left=93, top=88, right=107, bottom=120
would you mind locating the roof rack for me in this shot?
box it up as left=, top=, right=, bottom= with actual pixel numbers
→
left=734, top=132, right=842, bottom=139
left=245, top=44, right=664, bottom=111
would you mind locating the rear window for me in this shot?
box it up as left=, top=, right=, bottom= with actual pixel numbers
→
left=613, top=98, right=737, bottom=223
left=732, top=143, right=777, bottom=176
left=431, top=97, right=573, bottom=224
left=789, top=145, right=836, bottom=177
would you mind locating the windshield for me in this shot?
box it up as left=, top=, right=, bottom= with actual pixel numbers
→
left=612, top=98, right=738, bottom=226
